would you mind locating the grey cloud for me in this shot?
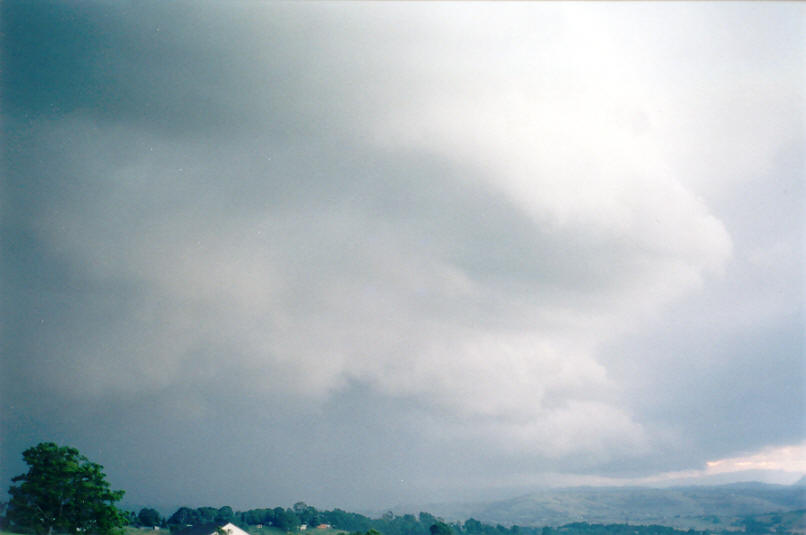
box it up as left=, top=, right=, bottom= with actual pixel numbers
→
left=2, top=0, right=803, bottom=511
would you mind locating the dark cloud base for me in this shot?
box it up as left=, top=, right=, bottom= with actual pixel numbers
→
left=2, top=0, right=803, bottom=511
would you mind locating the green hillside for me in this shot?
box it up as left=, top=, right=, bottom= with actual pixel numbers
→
left=413, top=483, right=806, bottom=530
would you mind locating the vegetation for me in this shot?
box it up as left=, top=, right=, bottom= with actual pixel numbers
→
left=155, top=505, right=720, bottom=535
left=137, top=509, right=162, bottom=528
left=461, top=485, right=806, bottom=529
left=147, top=503, right=805, bottom=535
left=6, top=443, right=127, bottom=535
left=3, top=444, right=804, bottom=535
left=166, top=507, right=234, bottom=529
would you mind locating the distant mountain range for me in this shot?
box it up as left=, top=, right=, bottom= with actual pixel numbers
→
left=393, top=481, right=806, bottom=530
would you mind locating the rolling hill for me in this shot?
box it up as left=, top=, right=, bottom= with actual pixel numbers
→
left=395, top=482, right=806, bottom=530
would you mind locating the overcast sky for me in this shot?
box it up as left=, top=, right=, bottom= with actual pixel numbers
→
left=2, top=1, right=804, bottom=514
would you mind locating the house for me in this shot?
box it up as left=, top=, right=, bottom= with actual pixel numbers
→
left=176, top=523, right=251, bottom=535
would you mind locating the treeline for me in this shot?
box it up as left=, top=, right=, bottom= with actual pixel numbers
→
left=131, top=503, right=714, bottom=535
left=545, top=525, right=707, bottom=535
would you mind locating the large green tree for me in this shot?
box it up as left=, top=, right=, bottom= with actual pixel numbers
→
left=7, top=442, right=127, bottom=535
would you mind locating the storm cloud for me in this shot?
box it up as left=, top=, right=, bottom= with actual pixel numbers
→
left=2, top=1, right=803, bottom=511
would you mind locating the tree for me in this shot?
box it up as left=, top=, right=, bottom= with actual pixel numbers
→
left=464, top=520, right=483, bottom=534
left=7, top=442, right=127, bottom=535
left=167, top=507, right=196, bottom=528
left=1, top=500, right=8, bottom=529
left=430, top=523, right=452, bottom=535
left=215, top=507, right=234, bottom=525
left=272, top=509, right=299, bottom=532
left=138, top=508, right=162, bottom=528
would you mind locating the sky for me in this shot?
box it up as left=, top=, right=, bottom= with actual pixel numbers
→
left=1, top=1, right=804, bottom=514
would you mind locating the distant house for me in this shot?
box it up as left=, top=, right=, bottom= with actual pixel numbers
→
left=176, top=523, right=250, bottom=535
left=315, top=525, right=331, bottom=530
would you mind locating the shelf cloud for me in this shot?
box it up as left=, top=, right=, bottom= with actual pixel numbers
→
left=2, top=1, right=803, bottom=510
